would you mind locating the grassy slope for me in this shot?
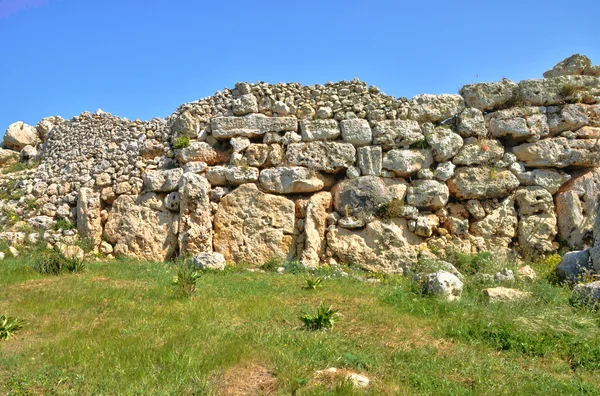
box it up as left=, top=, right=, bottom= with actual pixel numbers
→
left=1, top=257, right=599, bottom=395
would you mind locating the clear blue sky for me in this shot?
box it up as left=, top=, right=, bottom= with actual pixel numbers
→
left=1, top=0, right=599, bottom=134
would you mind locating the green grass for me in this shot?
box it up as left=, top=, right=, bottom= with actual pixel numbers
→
left=0, top=255, right=599, bottom=394
left=173, top=136, right=190, bottom=149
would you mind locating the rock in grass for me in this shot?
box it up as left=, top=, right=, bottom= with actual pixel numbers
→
left=192, top=252, right=226, bottom=271
left=483, top=287, right=531, bottom=303
left=494, top=268, right=515, bottom=282
left=555, top=250, right=593, bottom=284
left=422, top=270, right=463, bottom=301
left=571, top=281, right=600, bottom=308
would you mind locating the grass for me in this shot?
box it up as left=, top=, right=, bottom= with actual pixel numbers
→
left=0, top=255, right=599, bottom=394
left=173, top=136, right=190, bottom=149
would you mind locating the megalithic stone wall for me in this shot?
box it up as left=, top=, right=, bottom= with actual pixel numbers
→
left=1, top=54, right=600, bottom=273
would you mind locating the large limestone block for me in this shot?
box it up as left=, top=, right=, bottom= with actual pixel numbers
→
left=175, top=141, right=231, bottom=165
left=556, top=168, right=600, bottom=248
left=213, top=183, right=295, bottom=265
left=76, top=188, right=103, bottom=248
left=259, top=166, right=334, bottom=194
left=332, top=176, right=392, bottom=218
left=206, top=165, right=259, bottom=186
left=519, top=75, right=600, bottom=106
left=423, top=271, right=463, bottom=301
left=326, top=218, right=422, bottom=273
left=232, top=94, right=258, bottom=116
left=485, top=107, right=549, bottom=142
left=0, top=148, right=18, bottom=165
left=546, top=104, right=590, bottom=135
left=2, top=121, right=39, bottom=151
left=143, top=168, right=184, bottom=192
left=457, top=108, right=487, bottom=137
left=452, top=138, right=504, bottom=166
left=470, top=198, right=517, bottom=252
left=103, top=193, right=179, bottom=261
left=171, top=110, right=208, bottom=139
left=178, top=173, right=212, bottom=255
left=543, top=54, right=593, bottom=78
left=357, top=146, right=382, bottom=176
left=300, top=192, right=332, bottom=268
left=482, top=287, right=531, bottom=303
left=340, top=119, right=372, bottom=146
left=425, top=126, right=463, bottom=162
left=459, top=78, right=519, bottom=112
left=410, top=94, right=465, bottom=123
left=512, top=138, right=600, bottom=168
left=406, top=180, right=449, bottom=210
left=382, top=149, right=433, bottom=177
left=372, top=119, right=424, bottom=149
left=299, top=119, right=340, bottom=141
left=448, top=167, right=520, bottom=199
left=286, top=142, right=356, bottom=173
left=514, top=186, right=554, bottom=216
left=518, top=213, right=557, bottom=253
left=514, top=168, right=571, bottom=194
left=211, top=114, right=297, bottom=139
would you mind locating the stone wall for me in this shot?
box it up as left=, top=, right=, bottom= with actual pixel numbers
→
left=2, top=54, right=600, bottom=273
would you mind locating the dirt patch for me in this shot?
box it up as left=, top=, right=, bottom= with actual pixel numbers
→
left=215, top=362, right=277, bottom=395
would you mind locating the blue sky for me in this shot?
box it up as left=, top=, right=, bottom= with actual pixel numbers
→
left=1, top=0, right=599, bottom=134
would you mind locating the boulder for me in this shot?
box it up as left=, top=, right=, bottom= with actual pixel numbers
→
left=452, top=138, right=504, bottom=166
left=299, top=119, right=340, bottom=141
left=519, top=75, right=600, bottom=106
left=76, top=188, right=103, bottom=248
left=372, top=119, right=424, bottom=149
left=514, top=186, right=554, bottom=216
left=103, top=193, right=179, bottom=261
left=518, top=265, right=537, bottom=281
left=205, top=165, right=259, bottom=186
left=459, top=78, right=519, bottom=112
left=2, top=121, right=39, bottom=151
left=457, top=108, right=487, bottom=137
left=406, top=180, right=449, bottom=210
left=300, top=192, right=332, bottom=268
left=448, top=167, right=520, bottom=199
left=571, top=281, right=600, bottom=308
left=232, top=94, right=258, bottom=116
left=0, top=148, right=18, bottom=165
left=175, top=141, right=231, bottom=165
left=178, top=173, right=213, bottom=255
left=422, top=271, right=463, bottom=301
left=517, top=213, right=557, bottom=253
left=55, top=243, right=85, bottom=261
left=211, top=114, right=297, bottom=139
left=327, top=218, right=422, bottom=273
left=332, top=176, right=392, bottom=218
left=20, top=145, right=38, bottom=163
left=382, top=149, right=433, bottom=177
left=494, top=268, right=515, bottom=282
left=259, top=167, right=334, bottom=194
left=425, top=126, right=463, bottom=162
left=470, top=198, right=518, bottom=253
left=482, top=287, right=531, bottom=303
left=213, top=184, right=295, bottom=265
left=546, top=104, right=590, bottom=134
left=357, top=146, right=382, bottom=176
left=286, top=142, right=356, bottom=173
left=543, top=54, right=593, bottom=78
left=555, top=249, right=593, bottom=284
left=512, top=138, right=600, bottom=168
left=340, top=119, right=372, bottom=146
left=192, top=252, right=226, bottom=271
left=410, top=94, right=465, bottom=123
left=514, top=168, right=571, bottom=194
left=485, top=107, right=549, bottom=142
left=143, top=168, right=183, bottom=192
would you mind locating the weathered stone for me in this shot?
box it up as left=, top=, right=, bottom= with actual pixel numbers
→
left=413, top=214, right=439, bottom=237
left=470, top=198, right=517, bottom=252
left=357, top=146, right=382, bottom=176
left=327, top=218, right=422, bottom=273
left=211, top=114, right=297, bottom=139
left=20, top=145, right=38, bottom=163
left=164, top=192, right=180, bottom=212
left=434, top=161, right=455, bottom=181
left=300, top=192, right=332, bottom=268
left=556, top=249, right=593, bottom=284
left=171, top=110, right=205, bottom=138
left=340, top=119, right=372, bottom=146
left=76, top=188, right=102, bottom=248
left=457, top=108, right=487, bottom=137
left=513, top=138, right=600, bottom=168
left=448, top=167, right=520, bottom=199
left=571, top=281, right=600, bottom=308
left=546, top=104, right=590, bottom=135
left=515, top=168, right=571, bottom=194
left=452, top=138, right=504, bottom=165
left=466, top=199, right=486, bottom=220
left=213, top=184, right=295, bottom=265
left=425, top=126, right=463, bottom=162
left=232, top=94, right=258, bottom=116
left=332, top=176, right=392, bottom=218
left=2, top=121, right=39, bottom=151
left=406, top=180, right=449, bottom=210
left=178, top=174, right=212, bottom=257
left=485, top=107, right=549, bottom=142
left=514, top=186, right=554, bottom=216
left=556, top=168, right=600, bottom=248
left=494, top=268, right=515, bottom=282
left=286, top=142, right=356, bottom=173
left=0, top=148, right=18, bottom=165
left=259, top=167, right=333, bottom=194
left=518, top=213, right=557, bottom=252
left=422, top=271, right=463, bottom=301
left=483, top=287, right=531, bottom=303
left=175, top=141, right=231, bottom=165
left=382, top=149, right=433, bottom=177
left=27, top=216, right=55, bottom=230
left=460, top=78, right=519, bottom=112
left=143, top=168, right=183, bottom=192
left=299, top=119, right=340, bottom=141
left=205, top=165, right=259, bottom=186
left=519, top=75, right=600, bottom=106
left=192, top=252, right=226, bottom=271
left=372, top=119, right=424, bottom=149
left=410, top=94, right=465, bottom=123
left=518, top=265, right=537, bottom=281
left=543, top=54, right=593, bottom=78
left=55, top=243, right=84, bottom=261
left=103, top=193, right=179, bottom=261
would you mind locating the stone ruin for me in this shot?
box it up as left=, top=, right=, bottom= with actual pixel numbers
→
left=1, top=53, right=600, bottom=274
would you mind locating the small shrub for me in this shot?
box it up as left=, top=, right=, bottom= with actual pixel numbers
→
left=172, top=262, right=202, bottom=297
left=451, top=251, right=495, bottom=275
left=173, top=136, right=190, bottom=149
left=303, top=276, right=323, bottom=290
left=410, top=139, right=429, bottom=149
left=559, top=83, right=577, bottom=99
left=0, top=315, right=25, bottom=340
left=32, top=252, right=64, bottom=275
left=375, top=199, right=404, bottom=219
left=262, top=256, right=283, bottom=272
left=64, top=257, right=86, bottom=273
left=299, top=302, right=338, bottom=331
left=54, top=219, right=75, bottom=231
left=2, top=208, right=19, bottom=226
left=284, top=260, right=307, bottom=274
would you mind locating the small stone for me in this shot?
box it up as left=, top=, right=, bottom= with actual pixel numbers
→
left=192, top=252, right=227, bottom=271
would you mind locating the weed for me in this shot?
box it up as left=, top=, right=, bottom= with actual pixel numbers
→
left=303, top=276, right=323, bottom=290
left=559, top=83, right=578, bottom=99
left=54, top=219, right=75, bottom=231
left=299, top=302, right=338, bottom=330
left=375, top=198, right=404, bottom=219
left=262, top=256, right=283, bottom=272
left=410, top=139, right=429, bottom=149
left=0, top=315, right=25, bottom=340
left=489, top=166, right=498, bottom=180
left=283, top=260, right=306, bottom=274
left=2, top=207, right=20, bottom=226
left=173, top=136, right=190, bottom=149
left=172, top=262, right=202, bottom=297
left=32, top=252, right=64, bottom=275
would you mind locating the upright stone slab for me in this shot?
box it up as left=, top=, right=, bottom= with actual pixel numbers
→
left=76, top=187, right=103, bottom=248
left=300, top=192, right=332, bottom=268
left=357, top=146, right=382, bottom=176
left=178, top=173, right=213, bottom=255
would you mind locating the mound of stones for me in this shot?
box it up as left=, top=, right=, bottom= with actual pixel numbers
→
left=1, top=54, right=600, bottom=275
